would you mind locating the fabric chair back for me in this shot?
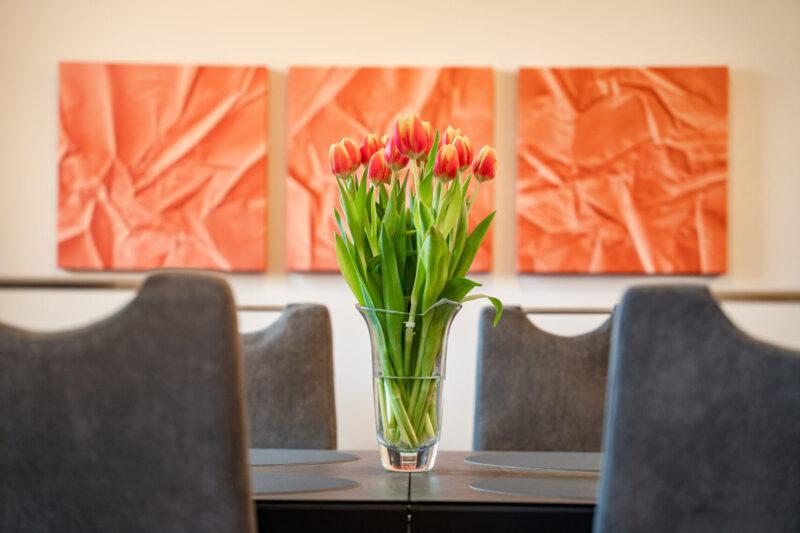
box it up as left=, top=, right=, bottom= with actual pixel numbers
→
left=595, top=285, right=800, bottom=533
left=0, top=272, right=254, bottom=533
left=242, top=304, right=336, bottom=449
left=473, top=306, right=611, bottom=451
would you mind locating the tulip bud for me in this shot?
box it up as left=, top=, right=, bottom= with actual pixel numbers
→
left=329, top=141, right=355, bottom=177
left=433, top=144, right=460, bottom=182
left=450, top=135, right=473, bottom=170
left=442, top=125, right=463, bottom=145
left=383, top=137, right=410, bottom=171
left=472, top=146, right=497, bottom=182
left=393, top=113, right=429, bottom=159
left=340, top=137, right=361, bottom=173
left=367, top=150, right=392, bottom=184
left=360, top=134, right=382, bottom=164
left=421, top=120, right=434, bottom=156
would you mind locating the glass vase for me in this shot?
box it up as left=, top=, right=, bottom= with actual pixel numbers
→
left=358, top=300, right=461, bottom=472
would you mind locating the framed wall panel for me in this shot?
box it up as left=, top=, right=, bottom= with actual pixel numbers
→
left=517, top=67, right=728, bottom=274
left=58, top=62, right=269, bottom=271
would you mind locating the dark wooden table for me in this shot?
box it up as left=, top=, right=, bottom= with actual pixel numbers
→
left=252, top=450, right=598, bottom=532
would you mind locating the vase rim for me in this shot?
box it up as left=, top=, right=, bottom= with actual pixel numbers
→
left=356, top=298, right=462, bottom=318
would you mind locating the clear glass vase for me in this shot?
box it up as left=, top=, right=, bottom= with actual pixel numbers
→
left=358, top=300, right=461, bottom=472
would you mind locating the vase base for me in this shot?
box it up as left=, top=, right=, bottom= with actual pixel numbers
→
left=378, top=441, right=439, bottom=472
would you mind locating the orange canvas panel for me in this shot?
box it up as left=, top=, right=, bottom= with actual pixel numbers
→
left=517, top=67, right=728, bottom=274
left=287, top=67, right=494, bottom=272
left=58, top=62, right=268, bottom=271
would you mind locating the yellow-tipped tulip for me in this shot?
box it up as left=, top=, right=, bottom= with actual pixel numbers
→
left=329, top=141, right=355, bottom=177
left=367, top=151, right=392, bottom=184
left=383, top=137, right=410, bottom=171
left=472, top=146, right=497, bottom=182
left=360, top=134, right=383, bottom=164
left=442, top=125, right=463, bottom=145
left=341, top=137, right=361, bottom=171
left=450, top=135, right=473, bottom=170
left=421, top=120, right=434, bottom=156
left=433, top=144, right=460, bottom=182
left=393, top=112, right=429, bottom=159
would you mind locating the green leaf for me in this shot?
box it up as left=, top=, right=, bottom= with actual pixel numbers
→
left=364, top=269, right=384, bottom=309
left=440, top=277, right=482, bottom=302
left=453, top=211, right=495, bottom=278
left=403, top=254, right=416, bottom=296
left=333, top=208, right=348, bottom=240
left=409, top=259, right=426, bottom=314
left=419, top=132, right=438, bottom=207
left=448, top=205, right=469, bottom=277
left=424, top=131, right=440, bottom=177
left=382, top=204, right=398, bottom=237
left=462, top=294, right=504, bottom=326
left=337, top=177, right=364, bottom=254
left=416, top=201, right=433, bottom=233
left=379, top=183, right=388, bottom=206
left=335, top=233, right=365, bottom=306
left=436, top=181, right=464, bottom=237
left=420, top=226, right=450, bottom=310
left=356, top=170, right=368, bottom=215
left=366, top=186, right=379, bottom=256
left=379, top=226, right=406, bottom=373
left=379, top=230, right=405, bottom=312
left=366, top=254, right=382, bottom=273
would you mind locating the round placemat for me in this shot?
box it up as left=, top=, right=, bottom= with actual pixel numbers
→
left=465, top=452, right=601, bottom=473
left=250, top=449, right=359, bottom=466
left=251, top=472, right=359, bottom=495
left=470, top=476, right=597, bottom=501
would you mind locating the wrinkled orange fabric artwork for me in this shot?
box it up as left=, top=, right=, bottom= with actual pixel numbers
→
left=287, top=67, right=494, bottom=272
left=58, top=63, right=268, bottom=271
left=518, top=67, right=728, bottom=274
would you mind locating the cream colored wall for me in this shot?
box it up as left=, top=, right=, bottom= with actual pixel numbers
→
left=1, top=0, right=799, bottom=450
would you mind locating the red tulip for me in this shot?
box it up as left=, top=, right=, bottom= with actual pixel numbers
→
left=360, top=134, right=382, bottom=164
left=341, top=137, right=361, bottom=171
left=393, top=113, right=428, bottom=159
left=383, top=137, right=409, bottom=171
left=367, top=151, right=392, bottom=184
left=421, top=120, right=434, bottom=155
left=472, top=146, right=497, bottom=182
left=329, top=141, right=356, bottom=177
left=450, top=135, right=473, bottom=170
left=442, top=125, right=463, bottom=145
left=433, top=144, right=460, bottom=182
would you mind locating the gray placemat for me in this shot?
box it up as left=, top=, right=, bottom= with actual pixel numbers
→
left=465, top=452, right=601, bottom=473
left=251, top=472, right=359, bottom=495
left=470, top=476, right=597, bottom=501
left=250, top=449, right=359, bottom=466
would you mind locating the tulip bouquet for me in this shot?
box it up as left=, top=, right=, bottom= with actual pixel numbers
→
left=331, top=113, right=501, bottom=467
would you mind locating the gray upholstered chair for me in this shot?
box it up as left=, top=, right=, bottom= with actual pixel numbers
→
left=595, top=285, right=800, bottom=533
left=0, top=272, right=254, bottom=533
left=242, top=304, right=336, bottom=449
left=473, top=306, right=612, bottom=451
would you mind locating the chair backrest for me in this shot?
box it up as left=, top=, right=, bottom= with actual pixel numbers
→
left=473, top=306, right=611, bottom=451
left=595, top=285, right=800, bottom=533
left=0, top=272, right=254, bottom=533
left=242, top=304, right=336, bottom=449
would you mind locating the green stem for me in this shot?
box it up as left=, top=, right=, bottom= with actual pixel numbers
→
left=412, top=376, right=439, bottom=439
left=386, top=379, right=418, bottom=448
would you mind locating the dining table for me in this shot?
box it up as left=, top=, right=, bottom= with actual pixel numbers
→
left=251, top=449, right=599, bottom=532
